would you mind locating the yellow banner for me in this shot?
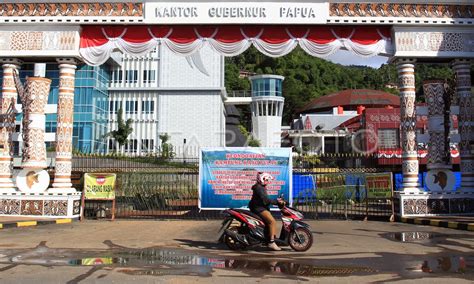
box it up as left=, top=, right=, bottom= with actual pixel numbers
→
left=84, top=173, right=116, bottom=200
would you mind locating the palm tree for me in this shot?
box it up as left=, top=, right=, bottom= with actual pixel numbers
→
left=159, top=133, right=174, bottom=159
left=108, top=107, right=133, bottom=153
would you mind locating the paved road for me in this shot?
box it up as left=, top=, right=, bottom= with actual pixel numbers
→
left=0, top=220, right=473, bottom=283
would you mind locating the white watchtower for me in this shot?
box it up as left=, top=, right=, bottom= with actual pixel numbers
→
left=249, top=75, right=285, bottom=147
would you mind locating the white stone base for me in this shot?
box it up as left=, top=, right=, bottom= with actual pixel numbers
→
left=394, top=191, right=474, bottom=217
left=0, top=187, right=19, bottom=194
left=0, top=178, right=16, bottom=193
left=401, top=187, right=422, bottom=194
left=0, top=192, right=81, bottom=218
left=47, top=186, right=77, bottom=194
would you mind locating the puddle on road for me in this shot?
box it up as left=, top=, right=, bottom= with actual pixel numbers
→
left=0, top=242, right=375, bottom=278
left=383, top=233, right=474, bottom=275
left=382, top=231, right=443, bottom=243
left=68, top=251, right=376, bottom=277
left=3, top=241, right=471, bottom=279
left=408, top=255, right=473, bottom=274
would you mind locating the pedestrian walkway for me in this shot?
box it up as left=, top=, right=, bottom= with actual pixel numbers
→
left=0, top=216, right=75, bottom=229
left=397, top=215, right=474, bottom=231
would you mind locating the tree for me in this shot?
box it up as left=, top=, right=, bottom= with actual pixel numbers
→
left=108, top=107, right=133, bottom=153
left=238, top=124, right=261, bottom=147
left=159, top=133, right=174, bottom=159
left=248, top=137, right=261, bottom=147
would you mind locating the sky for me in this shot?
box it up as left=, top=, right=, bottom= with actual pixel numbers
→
left=324, top=50, right=389, bottom=69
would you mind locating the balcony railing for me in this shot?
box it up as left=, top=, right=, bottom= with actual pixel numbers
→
left=227, top=90, right=252, bottom=97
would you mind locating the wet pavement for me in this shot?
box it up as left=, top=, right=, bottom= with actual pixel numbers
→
left=0, top=241, right=379, bottom=279
left=383, top=231, right=445, bottom=243
left=0, top=240, right=472, bottom=282
left=0, top=220, right=473, bottom=283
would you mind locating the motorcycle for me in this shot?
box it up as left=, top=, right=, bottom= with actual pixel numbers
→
left=217, top=195, right=313, bottom=252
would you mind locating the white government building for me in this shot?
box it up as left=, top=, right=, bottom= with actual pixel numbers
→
left=107, top=47, right=285, bottom=157
left=107, top=45, right=226, bottom=157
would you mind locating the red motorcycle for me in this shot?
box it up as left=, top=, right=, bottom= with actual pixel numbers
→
left=218, top=196, right=313, bottom=252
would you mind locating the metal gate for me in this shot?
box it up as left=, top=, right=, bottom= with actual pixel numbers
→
left=75, top=156, right=394, bottom=220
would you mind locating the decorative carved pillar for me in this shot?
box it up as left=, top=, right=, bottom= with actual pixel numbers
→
left=423, top=80, right=456, bottom=192
left=397, top=59, right=420, bottom=192
left=20, top=77, right=51, bottom=169
left=51, top=58, right=77, bottom=193
left=453, top=59, right=474, bottom=191
left=0, top=59, right=21, bottom=192
left=423, top=80, right=451, bottom=169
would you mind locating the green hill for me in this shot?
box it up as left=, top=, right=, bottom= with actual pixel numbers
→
left=225, top=46, right=456, bottom=125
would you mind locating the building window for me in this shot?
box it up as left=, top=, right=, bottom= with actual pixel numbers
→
left=252, top=78, right=282, bottom=97
left=141, top=139, right=154, bottom=152
left=125, top=70, right=138, bottom=83
left=142, top=100, right=155, bottom=114
left=13, top=141, right=20, bottom=156
left=378, top=129, right=399, bottom=148
left=108, top=139, right=116, bottom=151
left=113, top=70, right=123, bottom=84
left=45, top=121, right=57, bottom=133
left=109, top=101, right=121, bottom=114
left=125, top=100, right=138, bottom=114
left=126, top=139, right=138, bottom=153
left=143, top=70, right=156, bottom=84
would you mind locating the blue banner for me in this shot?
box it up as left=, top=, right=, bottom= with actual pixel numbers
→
left=199, top=147, right=292, bottom=210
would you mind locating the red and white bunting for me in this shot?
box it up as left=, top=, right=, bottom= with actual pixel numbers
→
left=80, top=25, right=393, bottom=66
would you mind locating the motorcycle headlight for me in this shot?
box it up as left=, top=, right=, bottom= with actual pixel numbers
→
left=282, top=217, right=292, bottom=223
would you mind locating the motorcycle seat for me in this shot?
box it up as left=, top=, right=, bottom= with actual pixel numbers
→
left=231, top=209, right=263, bottom=221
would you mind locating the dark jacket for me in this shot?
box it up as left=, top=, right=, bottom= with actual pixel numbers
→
left=248, top=183, right=278, bottom=212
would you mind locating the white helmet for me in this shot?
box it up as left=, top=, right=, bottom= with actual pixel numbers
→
left=257, top=172, right=274, bottom=185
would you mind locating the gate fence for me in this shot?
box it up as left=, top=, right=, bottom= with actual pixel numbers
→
left=73, top=156, right=394, bottom=220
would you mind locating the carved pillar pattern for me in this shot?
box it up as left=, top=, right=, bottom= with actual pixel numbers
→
left=453, top=59, right=474, bottom=191
left=397, top=59, right=420, bottom=191
left=0, top=60, right=20, bottom=191
left=52, top=59, right=77, bottom=191
left=423, top=80, right=450, bottom=168
left=20, top=77, right=51, bottom=168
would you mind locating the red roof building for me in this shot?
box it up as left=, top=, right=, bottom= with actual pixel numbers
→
left=289, top=89, right=460, bottom=168
left=300, top=89, right=400, bottom=114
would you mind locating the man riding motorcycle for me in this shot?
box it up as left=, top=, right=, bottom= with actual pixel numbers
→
left=249, top=172, right=285, bottom=251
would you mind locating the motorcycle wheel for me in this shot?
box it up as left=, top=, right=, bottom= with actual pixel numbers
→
left=289, top=227, right=313, bottom=252
left=224, top=227, right=247, bottom=250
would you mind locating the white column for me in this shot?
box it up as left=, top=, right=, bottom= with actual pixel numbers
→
left=50, top=58, right=77, bottom=193
left=321, top=136, right=325, bottom=154
left=453, top=59, right=474, bottom=191
left=397, top=59, right=420, bottom=192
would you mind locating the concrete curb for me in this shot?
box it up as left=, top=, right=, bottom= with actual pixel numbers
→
left=397, top=216, right=474, bottom=231
left=0, top=218, right=76, bottom=230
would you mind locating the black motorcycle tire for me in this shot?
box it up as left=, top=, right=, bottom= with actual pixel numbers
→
left=289, top=227, right=313, bottom=252
left=224, top=227, right=247, bottom=250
